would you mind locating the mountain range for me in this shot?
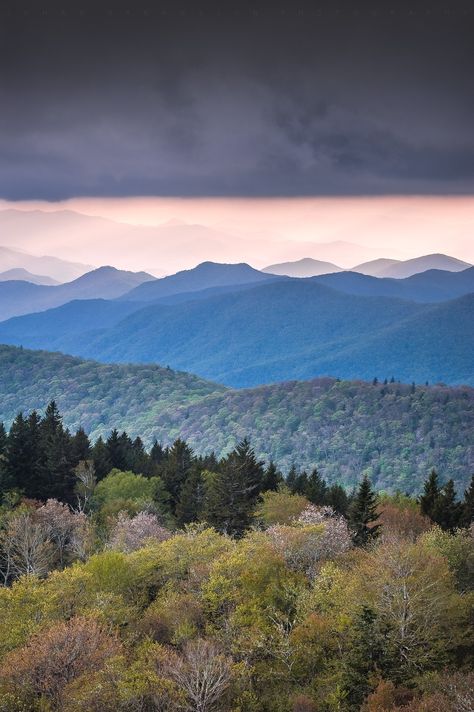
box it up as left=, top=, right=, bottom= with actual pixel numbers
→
left=0, top=344, right=472, bottom=493
left=264, top=253, right=471, bottom=278
left=0, top=245, right=92, bottom=282
left=0, top=266, right=154, bottom=320
left=0, top=268, right=59, bottom=285
left=0, top=269, right=472, bottom=387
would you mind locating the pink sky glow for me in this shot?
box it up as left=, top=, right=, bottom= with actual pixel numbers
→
left=1, top=196, right=473, bottom=274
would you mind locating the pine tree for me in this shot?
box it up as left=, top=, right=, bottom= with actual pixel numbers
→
left=201, top=439, right=264, bottom=537
left=433, top=479, right=462, bottom=532
left=176, top=465, right=204, bottom=526
left=4, top=411, right=45, bottom=497
left=419, top=469, right=441, bottom=519
left=293, top=470, right=309, bottom=496
left=92, top=437, right=112, bottom=480
left=349, top=475, right=380, bottom=546
left=150, top=440, right=166, bottom=467
left=129, top=436, right=151, bottom=475
left=39, top=402, right=75, bottom=502
left=326, top=483, right=349, bottom=515
left=462, top=475, right=474, bottom=527
left=70, top=427, right=91, bottom=464
left=343, top=606, right=385, bottom=709
left=160, top=439, right=194, bottom=513
left=286, top=465, right=298, bottom=493
left=306, top=468, right=327, bottom=505
left=261, top=461, right=282, bottom=492
left=106, top=429, right=130, bottom=471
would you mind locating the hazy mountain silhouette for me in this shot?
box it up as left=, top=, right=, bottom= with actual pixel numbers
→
left=0, top=268, right=59, bottom=285
left=262, top=257, right=342, bottom=277
left=0, top=245, right=92, bottom=282
left=0, top=266, right=154, bottom=320
left=311, top=267, right=474, bottom=302
left=119, top=261, right=274, bottom=302
left=377, top=253, right=471, bottom=278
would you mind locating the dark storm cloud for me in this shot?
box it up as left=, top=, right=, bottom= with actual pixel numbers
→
left=0, top=0, right=473, bottom=198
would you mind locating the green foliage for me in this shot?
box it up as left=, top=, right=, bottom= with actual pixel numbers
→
left=0, top=346, right=472, bottom=494
left=349, top=476, right=380, bottom=547
left=92, top=469, right=169, bottom=519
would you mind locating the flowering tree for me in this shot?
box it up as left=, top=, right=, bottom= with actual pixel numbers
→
left=267, top=505, right=352, bottom=578
left=108, top=511, right=171, bottom=553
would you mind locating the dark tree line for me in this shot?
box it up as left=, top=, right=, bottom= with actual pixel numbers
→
left=0, top=403, right=472, bottom=538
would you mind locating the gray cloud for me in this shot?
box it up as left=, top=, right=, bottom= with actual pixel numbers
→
left=0, top=1, right=473, bottom=198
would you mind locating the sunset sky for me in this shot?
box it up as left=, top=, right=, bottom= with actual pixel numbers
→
left=1, top=1, right=473, bottom=271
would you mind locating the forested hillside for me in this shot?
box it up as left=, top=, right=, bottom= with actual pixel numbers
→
left=4, top=280, right=470, bottom=387
left=1, top=345, right=472, bottom=493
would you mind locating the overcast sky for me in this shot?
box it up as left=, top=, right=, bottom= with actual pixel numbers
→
left=1, top=0, right=473, bottom=200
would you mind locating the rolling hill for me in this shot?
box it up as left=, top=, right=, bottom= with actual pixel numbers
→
left=0, top=344, right=472, bottom=493
left=262, top=257, right=342, bottom=277
left=311, top=267, right=474, bottom=302
left=0, top=245, right=92, bottom=282
left=3, top=280, right=471, bottom=388
left=0, top=266, right=155, bottom=320
left=0, top=268, right=59, bottom=285
left=119, top=261, right=275, bottom=302
left=377, top=253, right=471, bottom=278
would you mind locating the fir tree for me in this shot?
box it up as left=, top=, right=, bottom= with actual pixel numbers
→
left=343, top=606, right=385, bottom=709
left=202, top=439, right=264, bottom=537
left=176, top=465, right=204, bottom=526
left=106, top=429, right=130, bottom=471
left=419, top=469, right=440, bottom=519
left=160, top=439, right=194, bottom=513
left=39, top=402, right=75, bottom=502
left=91, top=437, right=112, bottom=480
left=150, top=440, right=166, bottom=467
left=293, top=470, right=309, bottom=496
left=129, top=436, right=150, bottom=475
left=306, top=468, right=327, bottom=505
left=433, top=479, right=462, bottom=532
left=286, top=465, right=298, bottom=493
left=349, top=475, right=380, bottom=546
left=70, top=427, right=91, bottom=464
left=327, top=483, right=349, bottom=515
left=261, top=461, right=282, bottom=492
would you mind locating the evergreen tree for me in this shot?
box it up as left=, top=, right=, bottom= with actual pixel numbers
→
left=106, top=429, right=130, bottom=471
left=433, top=479, right=462, bottom=532
left=326, top=483, right=349, bottom=515
left=261, top=461, right=282, bottom=492
left=176, top=464, right=204, bottom=526
left=306, top=468, right=327, bottom=505
left=343, top=606, right=385, bottom=710
left=129, top=436, right=150, bottom=475
left=202, top=439, right=264, bottom=537
left=39, top=402, right=75, bottom=502
left=293, top=470, right=309, bottom=496
left=70, top=427, right=91, bottom=464
left=286, top=465, right=298, bottom=493
left=160, top=439, right=194, bottom=513
left=91, top=437, right=112, bottom=480
left=150, top=439, right=166, bottom=467
left=349, top=475, right=380, bottom=546
left=462, top=475, right=474, bottom=527
left=419, top=469, right=441, bottom=519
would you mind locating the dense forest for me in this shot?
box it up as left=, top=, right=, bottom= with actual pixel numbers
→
left=1, top=345, right=473, bottom=493
left=0, top=403, right=472, bottom=711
